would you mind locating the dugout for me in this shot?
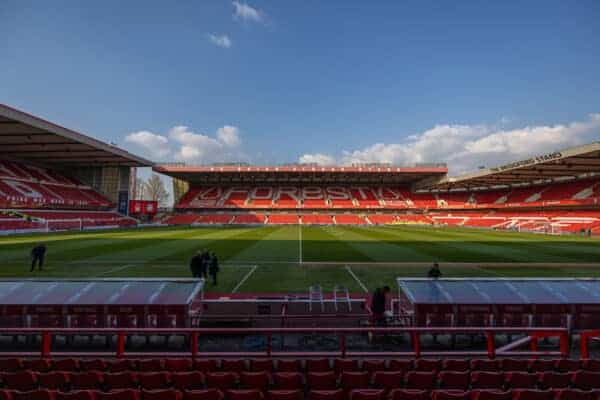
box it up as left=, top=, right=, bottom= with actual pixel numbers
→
left=0, top=278, right=204, bottom=329
left=397, top=278, right=600, bottom=331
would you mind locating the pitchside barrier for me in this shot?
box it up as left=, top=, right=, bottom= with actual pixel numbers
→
left=0, top=326, right=569, bottom=359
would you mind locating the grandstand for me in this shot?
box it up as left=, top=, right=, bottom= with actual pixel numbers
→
left=0, top=104, right=151, bottom=233
left=154, top=142, right=600, bottom=235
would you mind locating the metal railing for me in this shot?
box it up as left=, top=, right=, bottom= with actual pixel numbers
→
left=0, top=326, right=569, bottom=359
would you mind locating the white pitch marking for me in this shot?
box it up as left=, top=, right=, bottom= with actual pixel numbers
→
left=95, top=264, right=135, bottom=277
left=231, top=265, right=258, bottom=293
left=345, top=265, right=368, bottom=293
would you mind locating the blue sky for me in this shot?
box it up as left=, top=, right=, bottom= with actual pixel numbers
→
left=2, top=1, right=600, bottom=174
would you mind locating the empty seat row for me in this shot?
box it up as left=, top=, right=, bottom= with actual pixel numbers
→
left=1, top=359, right=596, bottom=374
left=0, top=388, right=599, bottom=400
left=2, top=370, right=600, bottom=392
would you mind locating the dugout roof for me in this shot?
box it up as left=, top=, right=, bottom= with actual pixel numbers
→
left=0, top=278, right=203, bottom=314
left=432, top=142, right=600, bottom=190
left=153, top=164, right=448, bottom=185
left=397, top=278, right=600, bottom=305
left=0, top=104, right=152, bottom=167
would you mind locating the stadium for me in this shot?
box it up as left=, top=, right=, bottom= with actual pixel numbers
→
left=2, top=100, right=600, bottom=400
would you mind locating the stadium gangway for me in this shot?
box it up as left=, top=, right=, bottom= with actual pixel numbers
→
left=0, top=326, right=569, bottom=359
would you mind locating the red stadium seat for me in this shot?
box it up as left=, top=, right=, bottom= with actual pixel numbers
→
left=582, top=360, right=600, bottom=372
left=362, top=360, right=386, bottom=374
left=470, top=360, right=499, bottom=372
left=554, top=360, right=582, bottom=373
left=171, top=372, right=205, bottom=390
left=0, top=359, right=23, bottom=371
left=471, top=390, right=513, bottom=400
left=96, top=390, right=141, bottom=400
left=183, top=390, right=224, bottom=400
left=389, top=360, right=413, bottom=372
left=273, top=373, right=303, bottom=390
left=414, top=359, right=441, bottom=372
left=349, top=389, right=385, bottom=400
left=10, top=389, right=56, bottom=400
left=38, top=372, right=70, bottom=391
left=276, top=361, right=301, bottom=373
left=139, top=372, right=171, bottom=390
left=249, top=360, right=273, bottom=373
left=388, top=389, right=429, bottom=400
left=512, top=390, right=555, bottom=400
left=433, top=390, right=471, bottom=400
left=306, top=360, right=330, bottom=373
left=53, top=359, right=80, bottom=372
left=439, top=372, right=470, bottom=390
left=221, top=361, right=246, bottom=373
left=138, top=360, right=164, bottom=372
left=108, top=360, right=137, bottom=373
left=340, top=371, right=370, bottom=391
left=104, top=372, right=139, bottom=390
left=79, top=360, right=108, bottom=372
left=240, top=372, right=271, bottom=390
left=571, top=371, right=600, bottom=391
left=406, top=372, right=437, bottom=390
left=24, top=359, right=52, bottom=373
left=225, top=390, right=263, bottom=400
left=265, top=390, right=303, bottom=400
left=165, top=360, right=192, bottom=372
left=528, top=360, right=556, bottom=373
left=1, top=371, right=39, bottom=391
left=206, top=373, right=239, bottom=389
left=307, top=372, right=337, bottom=390
left=499, top=360, right=529, bottom=372
left=55, top=390, right=97, bottom=400
left=69, top=372, right=104, bottom=390
left=504, top=372, right=538, bottom=389
left=141, top=390, right=182, bottom=400
left=553, top=389, right=599, bottom=400
left=194, top=361, right=219, bottom=373
left=334, top=360, right=359, bottom=374
left=308, top=390, right=344, bottom=400
left=443, top=360, right=471, bottom=372
left=537, top=372, right=571, bottom=390
left=372, top=371, right=404, bottom=390
left=471, top=372, right=505, bottom=390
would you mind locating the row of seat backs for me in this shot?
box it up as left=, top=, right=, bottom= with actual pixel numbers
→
left=1, top=359, right=596, bottom=374
left=0, top=388, right=598, bottom=400
left=2, top=369, right=600, bottom=392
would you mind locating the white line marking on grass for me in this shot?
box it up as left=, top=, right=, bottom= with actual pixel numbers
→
left=95, top=264, right=135, bottom=276
left=345, top=265, right=368, bottom=293
left=231, top=265, right=258, bottom=293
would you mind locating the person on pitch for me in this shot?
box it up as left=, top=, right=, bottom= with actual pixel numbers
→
left=189, top=251, right=204, bottom=278
left=30, top=243, right=47, bottom=272
left=208, top=252, right=220, bottom=285
left=427, top=262, right=442, bottom=279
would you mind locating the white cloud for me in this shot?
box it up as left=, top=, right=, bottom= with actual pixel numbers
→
left=299, top=114, right=600, bottom=174
left=207, top=33, right=232, bottom=48
left=123, top=125, right=245, bottom=164
left=124, top=130, right=170, bottom=159
left=169, top=125, right=245, bottom=164
left=299, top=153, right=336, bottom=166
left=217, top=125, right=241, bottom=147
left=232, top=1, right=264, bottom=23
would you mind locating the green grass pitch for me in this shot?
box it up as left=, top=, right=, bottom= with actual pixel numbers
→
left=2, top=224, right=600, bottom=294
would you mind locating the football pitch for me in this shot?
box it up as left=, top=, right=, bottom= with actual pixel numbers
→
left=2, top=224, right=600, bottom=294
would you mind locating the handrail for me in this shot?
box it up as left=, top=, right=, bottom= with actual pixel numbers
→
left=579, top=329, right=600, bottom=359
left=0, top=326, right=569, bottom=359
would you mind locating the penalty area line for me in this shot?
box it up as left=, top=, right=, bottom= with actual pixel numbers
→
left=231, top=265, right=258, bottom=293
left=345, top=265, right=368, bottom=293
